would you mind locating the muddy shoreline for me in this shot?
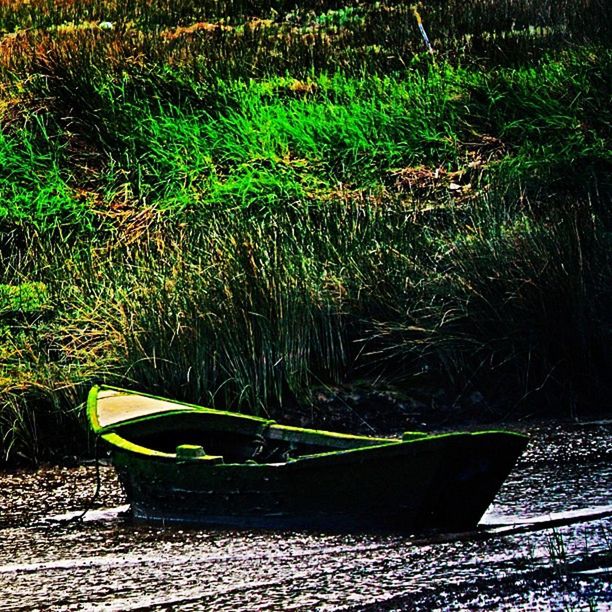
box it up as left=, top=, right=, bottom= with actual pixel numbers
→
left=1, top=420, right=610, bottom=610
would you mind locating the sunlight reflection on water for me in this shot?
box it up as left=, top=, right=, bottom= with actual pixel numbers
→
left=1, top=421, right=610, bottom=610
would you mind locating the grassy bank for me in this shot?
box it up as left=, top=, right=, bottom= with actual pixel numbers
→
left=1, top=1, right=610, bottom=462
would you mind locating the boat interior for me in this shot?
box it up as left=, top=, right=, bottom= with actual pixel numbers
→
left=92, top=388, right=418, bottom=463
left=109, top=411, right=401, bottom=463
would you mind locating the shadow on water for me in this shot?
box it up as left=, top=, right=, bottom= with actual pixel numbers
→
left=0, top=421, right=610, bottom=610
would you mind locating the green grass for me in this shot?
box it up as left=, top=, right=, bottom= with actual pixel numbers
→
left=3, top=51, right=609, bottom=225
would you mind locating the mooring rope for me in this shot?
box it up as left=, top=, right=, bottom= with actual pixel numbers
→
left=54, top=438, right=102, bottom=528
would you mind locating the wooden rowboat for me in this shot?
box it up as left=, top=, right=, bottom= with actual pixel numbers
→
left=87, top=385, right=528, bottom=532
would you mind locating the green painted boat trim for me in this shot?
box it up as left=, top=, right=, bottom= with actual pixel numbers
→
left=99, top=432, right=224, bottom=462
left=88, top=385, right=528, bottom=464
left=87, top=385, right=408, bottom=456
left=87, top=384, right=273, bottom=435
left=87, top=384, right=528, bottom=467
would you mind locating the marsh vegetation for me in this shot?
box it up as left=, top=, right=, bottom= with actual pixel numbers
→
left=0, top=0, right=610, bottom=462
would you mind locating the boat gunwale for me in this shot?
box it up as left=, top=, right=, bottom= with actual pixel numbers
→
left=88, top=384, right=404, bottom=445
left=87, top=384, right=272, bottom=434
left=101, top=427, right=528, bottom=469
left=88, top=385, right=528, bottom=467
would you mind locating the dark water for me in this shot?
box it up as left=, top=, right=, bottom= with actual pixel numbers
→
left=1, top=421, right=610, bottom=610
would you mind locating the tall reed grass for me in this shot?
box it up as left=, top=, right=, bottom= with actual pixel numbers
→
left=2, top=184, right=609, bottom=461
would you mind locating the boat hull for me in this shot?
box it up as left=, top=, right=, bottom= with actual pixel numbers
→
left=111, top=431, right=527, bottom=532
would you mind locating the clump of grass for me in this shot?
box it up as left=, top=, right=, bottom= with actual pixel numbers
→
left=0, top=282, right=48, bottom=316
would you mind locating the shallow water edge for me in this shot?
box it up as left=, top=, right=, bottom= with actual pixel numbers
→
left=0, top=421, right=610, bottom=610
